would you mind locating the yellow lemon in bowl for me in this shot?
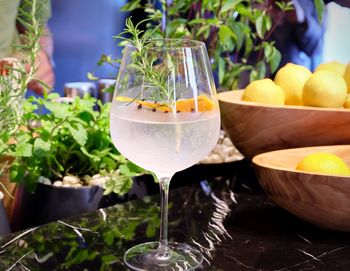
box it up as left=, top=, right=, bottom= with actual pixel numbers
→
left=242, top=78, right=285, bottom=106
left=315, top=61, right=346, bottom=76
left=296, top=152, right=350, bottom=176
left=274, top=63, right=312, bottom=105
left=344, top=62, right=350, bottom=93
left=344, top=94, right=350, bottom=108
left=302, top=70, right=347, bottom=108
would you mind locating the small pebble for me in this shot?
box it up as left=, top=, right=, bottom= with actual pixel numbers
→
left=92, top=174, right=101, bottom=179
left=88, top=176, right=109, bottom=187
left=200, top=130, right=244, bottom=164
left=63, top=176, right=80, bottom=185
left=18, top=239, right=28, bottom=248
left=53, top=181, right=63, bottom=187
left=223, top=146, right=235, bottom=154
left=38, top=176, right=51, bottom=185
left=223, top=137, right=232, bottom=145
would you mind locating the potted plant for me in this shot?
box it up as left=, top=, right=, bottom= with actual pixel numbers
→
left=7, top=94, right=148, bottom=230
left=0, top=0, right=49, bottom=225
left=118, top=0, right=325, bottom=89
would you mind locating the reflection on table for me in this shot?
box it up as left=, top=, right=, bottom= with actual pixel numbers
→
left=1, top=160, right=350, bottom=270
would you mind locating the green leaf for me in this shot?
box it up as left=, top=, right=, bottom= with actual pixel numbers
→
left=188, top=18, right=206, bottom=25
left=255, top=14, right=265, bottom=38
left=103, top=175, right=133, bottom=196
left=101, top=254, right=118, bottom=264
left=269, top=47, right=281, bottom=73
left=15, top=141, right=32, bottom=157
left=146, top=223, right=157, bottom=238
left=46, top=92, right=60, bottom=100
left=76, top=111, right=93, bottom=123
left=236, top=4, right=254, bottom=18
left=9, top=162, right=25, bottom=183
left=16, top=133, right=32, bottom=144
left=244, top=36, right=253, bottom=59
left=40, top=120, right=55, bottom=136
left=196, top=24, right=211, bottom=39
left=22, top=99, right=38, bottom=114
left=218, top=25, right=237, bottom=45
left=103, top=231, right=115, bottom=246
left=275, top=1, right=284, bottom=10
left=121, top=0, right=141, bottom=11
left=114, top=177, right=133, bottom=195
left=81, top=146, right=99, bottom=161
left=119, top=164, right=133, bottom=177
left=264, top=15, right=272, bottom=32
left=44, top=101, right=72, bottom=119
left=256, top=61, right=267, bottom=79
left=263, top=42, right=273, bottom=60
left=249, top=69, right=259, bottom=82
left=125, top=161, right=144, bottom=174
left=33, top=138, right=51, bottom=157
left=87, top=72, right=98, bottom=81
left=100, top=157, right=117, bottom=171
left=218, top=58, right=225, bottom=85
left=67, top=123, right=88, bottom=146
left=314, top=0, right=325, bottom=23
left=229, top=21, right=245, bottom=51
left=166, top=18, right=188, bottom=37
left=221, top=0, right=244, bottom=13
left=168, top=1, right=185, bottom=16
left=206, top=18, right=221, bottom=26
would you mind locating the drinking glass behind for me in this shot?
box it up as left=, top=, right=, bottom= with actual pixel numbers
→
left=110, top=38, right=220, bottom=270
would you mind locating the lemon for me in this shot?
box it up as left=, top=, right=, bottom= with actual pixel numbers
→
left=344, top=62, right=350, bottom=93
left=344, top=94, right=350, bottom=108
left=296, top=152, right=350, bottom=176
left=274, top=63, right=311, bottom=105
left=242, top=78, right=285, bottom=106
left=302, top=71, right=347, bottom=108
left=315, top=61, right=346, bottom=76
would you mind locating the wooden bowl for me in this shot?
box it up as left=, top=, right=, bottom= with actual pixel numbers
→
left=218, top=90, right=350, bottom=159
left=253, top=145, right=350, bottom=231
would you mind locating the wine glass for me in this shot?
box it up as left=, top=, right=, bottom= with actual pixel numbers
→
left=110, top=38, right=220, bottom=270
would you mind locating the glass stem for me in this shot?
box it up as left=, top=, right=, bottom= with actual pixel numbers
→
left=156, top=176, right=171, bottom=260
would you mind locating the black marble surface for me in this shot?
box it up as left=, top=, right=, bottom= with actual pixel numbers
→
left=1, top=160, right=350, bottom=270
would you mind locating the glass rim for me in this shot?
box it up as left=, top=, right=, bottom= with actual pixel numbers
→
left=125, top=38, right=206, bottom=51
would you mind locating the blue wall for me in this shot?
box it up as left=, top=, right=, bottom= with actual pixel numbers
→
left=48, top=0, right=127, bottom=95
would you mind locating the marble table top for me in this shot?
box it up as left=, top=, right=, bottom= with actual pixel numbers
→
left=1, top=160, right=350, bottom=270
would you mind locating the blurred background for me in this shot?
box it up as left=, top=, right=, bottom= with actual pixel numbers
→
left=47, top=0, right=350, bottom=95
left=48, top=0, right=127, bottom=95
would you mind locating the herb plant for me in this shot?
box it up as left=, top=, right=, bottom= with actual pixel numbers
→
left=0, top=0, right=48, bottom=196
left=7, top=94, right=145, bottom=194
left=93, top=0, right=325, bottom=91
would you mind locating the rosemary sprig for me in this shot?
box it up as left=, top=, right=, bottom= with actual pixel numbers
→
left=115, top=18, right=175, bottom=105
left=0, top=0, right=47, bottom=194
left=0, top=0, right=46, bottom=136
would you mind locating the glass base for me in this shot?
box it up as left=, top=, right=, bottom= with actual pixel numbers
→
left=123, top=241, right=203, bottom=271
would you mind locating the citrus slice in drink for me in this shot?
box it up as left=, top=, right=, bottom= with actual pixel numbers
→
left=115, top=95, right=215, bottom=112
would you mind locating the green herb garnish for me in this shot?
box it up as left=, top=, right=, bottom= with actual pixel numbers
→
left=115, top=18, right=175, bottom=105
